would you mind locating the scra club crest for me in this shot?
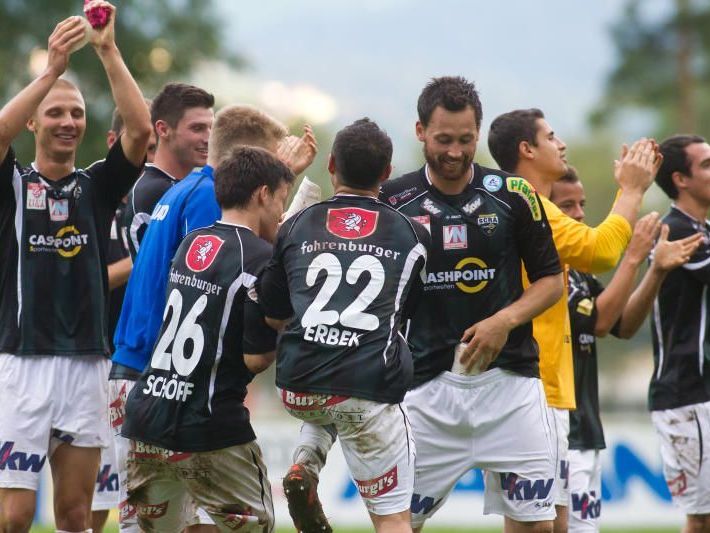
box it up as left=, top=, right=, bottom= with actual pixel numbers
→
left=185, top=235, right=225, bottom=272
left=326, top=207, right=379, bottom=239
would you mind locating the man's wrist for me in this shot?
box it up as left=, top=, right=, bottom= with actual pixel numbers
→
left=94, top=42, right=120, bottom=59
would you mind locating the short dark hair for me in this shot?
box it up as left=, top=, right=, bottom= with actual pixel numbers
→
left=656, top=134, right=706, bottom=199
left=488, top=108, right=545, bottom=173
left=214, top=146, right=295, bottom=210
left=150, top=83, right=214, bottom=128
left=331, top=118, right=392, bottom=190
left=558, top=165, right=580, bottom=185
left=417, top=76, right=482, bottom=129
left=110, top=98, right=151, bottom=135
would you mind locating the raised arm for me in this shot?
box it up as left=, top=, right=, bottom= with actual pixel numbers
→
left=86, top=1, right=151, bottom=166
left=593, top=213, right=660, bottom=336
left=616, top=226, right=703, bottom=338
left=0, top=17, right=86, bottom=161
left=544, top=139, right=663, bottom=274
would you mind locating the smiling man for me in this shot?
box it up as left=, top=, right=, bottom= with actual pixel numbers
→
left=122, top=83, right=214, bottom=259
left=488, top=108, right=661, bottom=532
left=0, top=3, right=151, bottom=531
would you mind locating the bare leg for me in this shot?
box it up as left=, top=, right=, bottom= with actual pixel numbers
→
left=0, top=488, right=35, bottom=533
left=552, top=505, right=568, bottom=533
left=50, top=443, right=101, bottom=532
left=683, top=514, right=710, bottom=533
left=91, top=510, right=109, bottom=533
left=370, top=509, right=412, bottom=533
left=504, top=516, right=554, bottom=533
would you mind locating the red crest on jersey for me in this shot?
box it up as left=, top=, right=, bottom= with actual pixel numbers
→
left=185, top=235, right=224, bottom=272
left=326, top=207, right=379, bottom=239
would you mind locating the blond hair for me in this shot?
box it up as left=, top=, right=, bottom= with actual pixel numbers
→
left=208, top=104, right=288, bottom=166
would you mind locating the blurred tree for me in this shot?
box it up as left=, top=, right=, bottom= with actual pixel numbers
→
left=0, top=0, right=243, bottom=164
left=590, top=0, right=710, bottom=137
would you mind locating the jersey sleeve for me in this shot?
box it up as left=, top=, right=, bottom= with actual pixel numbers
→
left=541, top=196, right=632, bottom=274
left=508, top=178, right=562, bottom=281
left=401, top=221, right=430, bottom=320
left=568, top=275, right=600, bottom=338
left=180, top=182, right=221, bottom=238
left=243, top=284, right=278, bottom=354
left=256, top=221, right=294, bottom=320
left=87, top=138, right=144, bottom=211
left=0, top=148, right=17, bottom=204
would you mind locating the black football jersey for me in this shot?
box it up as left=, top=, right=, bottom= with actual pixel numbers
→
left=380, top=165, right=561, bottom=387
left=567, top=270, right=609, bottom=450
left=122, top=222, right=276, bottom=451
left=0, top=142, right=142, bottom=356
left=650, top=205, right=710, bottom=410
left=258, top=194, right=430, bottom=404
left=107, top=202, right=131, bottom=352
left=121, top=164, right=177, bottom=259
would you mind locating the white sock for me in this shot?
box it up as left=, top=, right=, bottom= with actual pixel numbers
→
left=292, top=422, right=336, bottom=477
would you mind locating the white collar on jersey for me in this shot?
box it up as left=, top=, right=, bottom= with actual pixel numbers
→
left=424, top=163, right=475, bottom=186
left=671, top=202, right=710, bottom=226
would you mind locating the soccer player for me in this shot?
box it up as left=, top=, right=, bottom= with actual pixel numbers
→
left=110, top=104, right=316, bottom=530
left=120, top=146, right=293, bottom=531
left=488, top=108, right=661, bottom=532
left=286, top=77, right=564, bottom=532
left=550, top=168, right=701, bottom=532
left=256, top=118, right=430, bottom=533
left=0, top=3, right=151, bottom=532
left=122, top=83, right=215, bottom=259
left=92, top=107, right=155, bottom=533
left=642, top=135, right=710, bottom=532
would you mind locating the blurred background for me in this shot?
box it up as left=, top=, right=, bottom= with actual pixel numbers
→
left=5, top=0, right=709, bottom=530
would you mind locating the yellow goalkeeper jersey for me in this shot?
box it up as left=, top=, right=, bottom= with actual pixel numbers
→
left=523, top=195, right=632, bottom=409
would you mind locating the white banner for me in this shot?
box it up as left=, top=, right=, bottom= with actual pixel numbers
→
left=35, top=416, right=683, bottom=528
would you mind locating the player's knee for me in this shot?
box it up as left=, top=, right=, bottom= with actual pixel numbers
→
left=509, top=520, right=553, bottom=533
left=684, top=514, right=710, bottom=533
left=54, top=502, right=91, bottom=532
left=0, top=505, right=34, bottom=533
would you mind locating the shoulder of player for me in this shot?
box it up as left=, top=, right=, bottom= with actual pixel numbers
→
left=379, top=168, right=426, bottom=207
left=665, top=206, right=705, bottom=238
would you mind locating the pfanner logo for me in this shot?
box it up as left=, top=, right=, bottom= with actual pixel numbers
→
left=28, top=225, right=88, bottom=258
left=0, top=441, right=46, bottom=472
left=326, top=207, right=378, bottom=239
left=355, top=466, right=398, bottom=498
left=185, top=235, right=225, bottom=273
left=499, top=473, right=554, bottom=501
left=506, top=177, right=541, bottom=221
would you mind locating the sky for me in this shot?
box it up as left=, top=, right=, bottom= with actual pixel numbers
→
left=216, top=1, right=654, bottom=167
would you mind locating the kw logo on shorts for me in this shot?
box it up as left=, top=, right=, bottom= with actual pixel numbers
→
left=28, top=225, right=89, bottom=258
left=96, top=464, right=119, bottom=493
left=571, top=491, right=601, bottom=519
left=327, top=207, right=378, bottom=239
left=355, top=465, right=398, bottom=498
left=0, top=441, right=46, bottom=472
left=499, top=473, right=554, bottom=501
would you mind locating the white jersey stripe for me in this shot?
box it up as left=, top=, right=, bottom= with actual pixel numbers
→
left=700, top=286, right=708, bottom=377
left=653, top=297, right=665, bottom=381
left=12, top=167, right=23, bottom=326
left=382, top=243, right=427, bottom=363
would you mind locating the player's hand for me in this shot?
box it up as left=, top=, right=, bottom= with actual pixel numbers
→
left=86, top=1, right=116, bottom=51
left=651, top=225, right=704, bottom=272
left=459, top=313, right=511, bottom=373
left=614, top=138, right=663, bottom=193
left=46, top=17, right=87, bottom=76
left=278, top=125, right=318, bottom=175
left=625, top=212, right=661, bottom=265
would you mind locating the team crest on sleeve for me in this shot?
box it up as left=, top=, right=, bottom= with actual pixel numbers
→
left=185, top=235, right=225, bottom=272
left=482, top=174, right=503, bottom=192
left=26, top=183, right=46, bottom=210
left=326, top=207, right=379, bottom=239
left=506, top=177, right=541, bottom=221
